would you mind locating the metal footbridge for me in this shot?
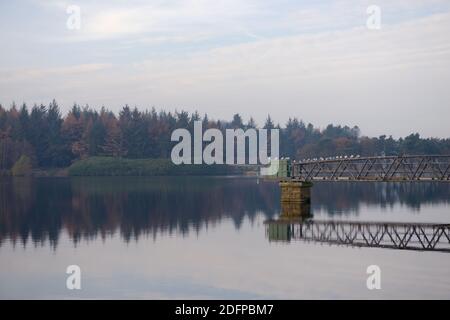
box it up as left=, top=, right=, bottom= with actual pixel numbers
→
left=286, top=155, right=450, bottom=182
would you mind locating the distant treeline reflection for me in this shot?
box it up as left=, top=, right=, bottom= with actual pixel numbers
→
left=0, top=177, right=280, bottom=248
left=0, top=178, right=449, bottom=248
left=312, top=182, right=450, bottom=214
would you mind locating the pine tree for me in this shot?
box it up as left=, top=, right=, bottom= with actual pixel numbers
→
left=102, top=115, right=126, bottom=157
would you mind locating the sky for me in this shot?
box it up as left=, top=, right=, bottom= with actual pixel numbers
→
left=1, top=0, right=450, bottom=138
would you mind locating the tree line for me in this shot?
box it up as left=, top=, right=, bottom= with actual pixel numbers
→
left=1, top=100, right=449, bottom=170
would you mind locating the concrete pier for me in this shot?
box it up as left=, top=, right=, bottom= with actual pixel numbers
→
left=278, top=179, right=313, bottom=221
left=280, top=201, right=312, bottom=220
left=265, top=180, right=313, bottom=242
left=279, top=180, right=312, bottom=204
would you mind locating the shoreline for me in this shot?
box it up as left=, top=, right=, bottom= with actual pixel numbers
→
left=2, top=157, right=260, bottom=177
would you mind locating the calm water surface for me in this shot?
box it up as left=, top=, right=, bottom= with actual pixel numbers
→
left=0, top=177, right=449, bottom=299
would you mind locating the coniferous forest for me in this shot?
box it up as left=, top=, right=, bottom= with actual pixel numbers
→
left=1, top=100, right=449, bottom=173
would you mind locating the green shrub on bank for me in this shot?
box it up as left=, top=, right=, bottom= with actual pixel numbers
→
left=11, top=155, right=33, bottom=176
left=68, top=157, right=246, bottom=176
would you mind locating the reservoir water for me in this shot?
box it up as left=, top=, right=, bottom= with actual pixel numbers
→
left=0, top=177, right=449, bottom=299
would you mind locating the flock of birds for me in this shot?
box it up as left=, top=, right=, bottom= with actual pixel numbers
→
left=273, top=155, right=362, bottom=163
left=298, top=155, right=362, bottom=163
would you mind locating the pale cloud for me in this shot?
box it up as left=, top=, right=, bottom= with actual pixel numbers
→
left=0, top=63, right=112, bottom=83
left=53, top=0, right=265, bottom=42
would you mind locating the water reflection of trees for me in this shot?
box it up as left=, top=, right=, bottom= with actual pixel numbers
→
left=0, top=177, right=280, bottom=248
left=312, top=181, right=450, bottom=215
left=0, top=178, right=449, bottom=248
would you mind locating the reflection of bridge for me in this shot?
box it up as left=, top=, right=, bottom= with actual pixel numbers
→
left=264, top=219, right=450, bottom=252
left=289, top=155, right=450, bottom=181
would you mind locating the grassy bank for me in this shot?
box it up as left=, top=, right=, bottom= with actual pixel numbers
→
left=67, top=157, right=253, bottom=176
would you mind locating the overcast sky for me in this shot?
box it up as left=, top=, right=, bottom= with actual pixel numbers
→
left=1, top=0, right=450, bottom=138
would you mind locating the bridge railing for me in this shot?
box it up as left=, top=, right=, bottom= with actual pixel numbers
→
left=291, top=155, right=450, bottom=181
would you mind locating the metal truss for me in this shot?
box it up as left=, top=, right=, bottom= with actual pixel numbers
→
left=291, top=155, right=450, bottom=181
left=265, top=220, right=450, bottom=252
